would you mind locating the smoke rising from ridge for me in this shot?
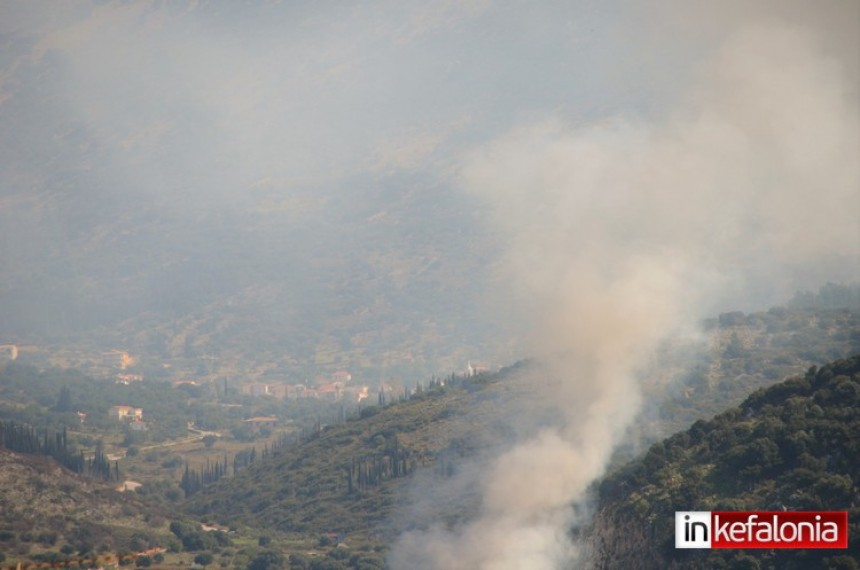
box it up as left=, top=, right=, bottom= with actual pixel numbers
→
left=390, top=13, right=859, bottom=570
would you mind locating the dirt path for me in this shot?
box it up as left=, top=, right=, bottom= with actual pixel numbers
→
left=138, top=426, right=222, bottom=451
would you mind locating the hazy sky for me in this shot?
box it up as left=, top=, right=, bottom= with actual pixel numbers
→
left=0, top=0, right=709, bottom=365
left=2, top=0, right=695, bottom=199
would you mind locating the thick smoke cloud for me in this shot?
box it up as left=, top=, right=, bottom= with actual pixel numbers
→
left=390, top=11, right=859, bottom=570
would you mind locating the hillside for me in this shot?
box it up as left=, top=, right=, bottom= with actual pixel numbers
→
left=0, top=448, right=168, bottom=567
left=0, top=306, right=855, bottom=566
left=586, top=354, right=860, bottom=569
left=646, top=305, right=860, bottom=438
left=184, top=362, right=551, bottom=538
left=182, top=307, right=859, bottom=539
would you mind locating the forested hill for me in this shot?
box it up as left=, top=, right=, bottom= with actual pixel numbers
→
left=180, top=307, right=860, bottom=548
left=587, top=354, right=860, bottom=570
left=183, top=363, right=545, bottom=539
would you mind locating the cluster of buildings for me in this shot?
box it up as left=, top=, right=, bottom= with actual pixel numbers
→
left=239, top=371, right=369, bottom=403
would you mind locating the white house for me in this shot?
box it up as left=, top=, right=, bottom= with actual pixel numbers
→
left=109, top=405, right=143, bottom=422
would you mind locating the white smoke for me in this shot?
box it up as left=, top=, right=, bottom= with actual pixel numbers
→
left=390, top=17, right=859, bottom=570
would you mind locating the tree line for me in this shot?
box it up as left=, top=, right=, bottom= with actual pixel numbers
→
left=343, top=435, right=415, bottom=494
left=180, top=434, right=295, bottom=497
left=0, top=419, right=118, bottom=481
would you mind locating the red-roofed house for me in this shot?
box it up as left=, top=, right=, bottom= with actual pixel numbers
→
left=318, top=382, right=344, bottom=401
left=332, top=371, right=352, bottom=383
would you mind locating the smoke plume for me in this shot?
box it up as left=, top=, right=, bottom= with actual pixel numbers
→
left=390, top=13, right=859, bottom=570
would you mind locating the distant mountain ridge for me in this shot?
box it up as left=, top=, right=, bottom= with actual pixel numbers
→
left=0, top=0, right=514, bottom=383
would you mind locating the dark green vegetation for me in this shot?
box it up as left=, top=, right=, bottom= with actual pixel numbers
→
left=0, top=362, right=354, bottom=567
left=176, top=306, right=858, bottom=567
left=0, top=419, right=117, bottom=480
left=0, top=360, right=355, bottom=512
left=588, top=354, right=860, bottom=570
left=0, top=364, right=190, bottom=441
left=0, top=361, right=345, bottom=449
left=0, top=304, right=857, bottom=568
left=185, top=366, right=534, bottom=537
left=184, top=307, right=859, bottom=540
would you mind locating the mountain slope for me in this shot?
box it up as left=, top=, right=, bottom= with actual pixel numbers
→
left=184, top=362, right=557, bottom=538
left=182, top=308, right=860, bottom=544
left=0, top=0, right=515, bottom=382
left=587, top=354, right=860, bottom=569
left=0, top=448, right=167, bottom=566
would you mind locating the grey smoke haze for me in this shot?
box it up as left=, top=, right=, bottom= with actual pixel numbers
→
left=389, top=3, right=859, bottom=570
left=0, top=2, right=858, bottom=567
left=0, top=0, right=710, bottom=377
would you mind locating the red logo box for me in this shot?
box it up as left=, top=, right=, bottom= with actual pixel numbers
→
left=676, top=511, right=848, bottom=549
left=711, top=511, right=848, bottom=549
